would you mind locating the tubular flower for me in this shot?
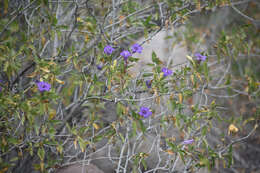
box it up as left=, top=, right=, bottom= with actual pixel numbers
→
left=120, top=50, right=131, bottom=61
left=131, top=43, right=143, bottom=54
left=161, top=67, right=173, bottom=77
left=104, top=45, right=115, bottom=55
left=182, top=139, right=194, bottom=145
left=37, top=81, right=51, bottom=92
left=138, top=106, right=152, bottom=118
left=145, top=80, right=152, bottom=88
left=97, top=64, right=103, bottom=70
left=194, top=53, right=207, bottom=62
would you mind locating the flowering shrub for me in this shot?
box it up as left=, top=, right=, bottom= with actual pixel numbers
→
left=0, top=1, right=259, bottom=173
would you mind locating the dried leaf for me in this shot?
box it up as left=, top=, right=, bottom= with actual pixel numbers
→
left=40, top=67, right=50, bottom=73
left=85, top=34, right=89, bottom=42
left=2, top=137, right=7, bottom=146
left=119, top=15, right=125, bottom=26
left=228, top=124, right=238, bottom=135
left=41, top=36, right=46, bottom=46
left=26, top=71, right=38, bottom=78
left=40, top=161, right=44, bottom=172
left=186, top=55, right=195, bottom=65
left=49, top=109, right=56, bottom=120
left=178, top=93, right=183, bottom=103
left=0, top=167, right=8, bottom=173
left=195, top=72, right=202, bottom=82
left=190, top=75, right=194, bottom=85
left=196, top=0, right=201, bottom=10
left=56, top=78, right=65, bottom=84
left=77, top=17, right=83, bottom=22
left=73, top=139, right=77, bottom=149
left=93, top=123, right=100, bottom=130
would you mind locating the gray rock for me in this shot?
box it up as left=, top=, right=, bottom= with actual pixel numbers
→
left=56, top=163, right=104, bottom=173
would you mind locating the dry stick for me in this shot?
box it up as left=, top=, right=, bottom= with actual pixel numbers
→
left=104, top=5, right=153, bottom=30
left=53, top=0, right=62, bottom=57
left=123, top=127, right=131, bottom=173
left=216, top=60, right=231, bottom=87
left=0, top=0, right=37, bottom=38
left=59, top=2, right=79, bottom=57
left=116, top=131, right=128, bottom=173
left=231, top=3, right=256, bottom=22
left=111, top=0, right=116, bottom=42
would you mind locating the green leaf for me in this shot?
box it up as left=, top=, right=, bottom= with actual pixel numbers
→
left=34, top=124, right=40, bottom=136
left=9, top=21, right=19, bottom=32
left=203, top=62, right=209, bottom=81
left=202, top=126, right=208, bottom=136
left=37, top=147, right=45, bottom=161
left=141, top=159, right=147, bottom=170
left=93, top=135, right=103, bottom=143
left=179, top=149, right=186, bottom=163
left=78, top=126, right=89, bottom=135
left=142, top=73, right=153, bottom=77
left=56, top=144, right=63, bottom=154
left=93, top=74, right=98, bottom=83
left=29, top=142, right=33, bottom=156
left=227, top=145, right=233, bottom=168
left=116, top=102, right=124, bottom=116
left=8, top=137, right=19, bottom=145
left=132, top=111, right=138, bottom=120
left=143, top=15, right=152, bottom=27
left=43, top=0, right=49, bottom=5
left=166, top=140, right=177, bottom=152
left=10, top=157, right=18, bottom=162
left=119, top=133, right=125, bottom=142
left=199, top=157, right=210, bottom=169
left=52, top=17, right=58, bottom=26
left=138, top=119, right=146, bottom=133
left=151, top=51, right=161, bottom=65
left=78, top=137, right=87, bottom=152
left=132, top=121, right=137, bottom=137
left=128, top=57, right=139, bottom=62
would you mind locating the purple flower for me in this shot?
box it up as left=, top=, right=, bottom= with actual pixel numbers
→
left=146, top=80, right=152, bottom=88
left=182, top=139, right=194, bottom=145
left=131, top=43, right=143, bottom=54
left=97, top=64, right=103, bottom=70
left=161, top=67, right=173, bottom=77
left=36, top=81, right=51, bottom=92
left=120, top=50, right=131, bottom=61
left=138, top=106, right=152, bottom=118
left=194, top=53, right=207, bottom=62
left=104, top=45, right=115, bottom=55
